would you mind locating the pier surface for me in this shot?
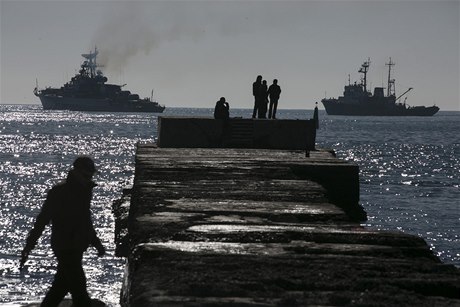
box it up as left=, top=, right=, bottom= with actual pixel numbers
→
left=115, top=143, right=460, bottom=306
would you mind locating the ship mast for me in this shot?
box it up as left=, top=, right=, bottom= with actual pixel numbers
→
left=386, top=57, right=395, bottom=97
left=358, top=58, right=370, bottom=93
left=81, top=46, right=99, bottom=78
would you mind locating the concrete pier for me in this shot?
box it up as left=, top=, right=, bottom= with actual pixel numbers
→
left=114, top=138, right=460, bottom=306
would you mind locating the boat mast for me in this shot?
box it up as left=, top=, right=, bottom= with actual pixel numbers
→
left=81, top=46, right=99, bottom=78
left=386, top=57, right=395, bottom=97
left=358, top=58, right=370, bottom=93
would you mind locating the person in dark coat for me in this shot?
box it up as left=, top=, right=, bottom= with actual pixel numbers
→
left=258, top=80, right=269, bottom=119
left=20, top=156, right=105, bottom=307
left=252, top=75, right=263, bottom=118
left=214, top=97, right=230, bottom=119
left=313, top=101, right=319, bottom=129
left=268, top=79, right=281, bottom=119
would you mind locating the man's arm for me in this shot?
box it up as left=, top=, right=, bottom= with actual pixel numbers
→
left=19, top=190, right=54, bottom=270
left=93, top=236, right=105, bottom=257
left=88, top=216, right=105, bottom=257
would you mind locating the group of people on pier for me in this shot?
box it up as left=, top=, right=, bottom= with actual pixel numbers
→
left=214, top=75, right=282, bottom=120
left=252, top=75, right=281, bottom=119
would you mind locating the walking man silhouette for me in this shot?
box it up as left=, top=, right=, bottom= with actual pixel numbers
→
left=20, top=156, right=105, bottom=307
left=268, top=79, right=281, bottom=119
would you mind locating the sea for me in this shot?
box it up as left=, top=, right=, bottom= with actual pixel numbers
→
left=0, top=104, right=458, bottom=306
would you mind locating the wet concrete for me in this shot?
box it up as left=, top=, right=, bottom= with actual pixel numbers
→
left=114, top=144, right=460, bottom=306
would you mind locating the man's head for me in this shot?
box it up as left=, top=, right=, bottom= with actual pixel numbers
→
left=73, top=156, right=97, bottom=179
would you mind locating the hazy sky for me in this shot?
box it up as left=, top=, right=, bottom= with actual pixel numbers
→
left=1, top=0, right=459, bottom=110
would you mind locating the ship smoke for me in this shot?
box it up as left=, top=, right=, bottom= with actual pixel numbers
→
left=90, top=2, right=297, bottom=73
left=90, top=2, right=207, bottom=73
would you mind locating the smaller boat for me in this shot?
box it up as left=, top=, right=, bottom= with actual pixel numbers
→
left=34, top=47, right=165, bottom=113
left=321, top=58, right=439, bottom=116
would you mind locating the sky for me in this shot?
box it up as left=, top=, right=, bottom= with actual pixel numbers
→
left=1, top=0, right=459, bottom=110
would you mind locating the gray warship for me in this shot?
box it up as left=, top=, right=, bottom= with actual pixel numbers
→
left=321, top=58, right=439, bottom=116
left=34, top=47, right=165, bottom=113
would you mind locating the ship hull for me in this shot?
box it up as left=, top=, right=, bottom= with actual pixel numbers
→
left=322, top=100, right=439, bottom=116
left=38, top=95, right=165, bottom=113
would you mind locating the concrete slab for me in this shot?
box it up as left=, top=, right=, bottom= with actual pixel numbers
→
left=114, top=144, right=460, bottom=306
left=123, top=244, right=460, bottom=306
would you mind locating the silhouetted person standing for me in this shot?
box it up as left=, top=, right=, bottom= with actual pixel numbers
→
left=313, top=101, right=319, bottom=129
left=252, top=75, right=263, bottom=118
left=259, top=80, right=269, bottom=119
left=214, top=97, right=230, bottom=119
left=268, top=79, right=281, bottom=119
left=20, top=156, right=105, bottom=307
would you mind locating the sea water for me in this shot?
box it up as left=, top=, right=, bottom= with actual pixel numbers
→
left=0, top=104, right=458, bottom=306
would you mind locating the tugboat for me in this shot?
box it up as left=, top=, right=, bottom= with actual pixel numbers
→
left=34, top=47, right=165, bottom=113
left=321, top=58, right=439, bottom=116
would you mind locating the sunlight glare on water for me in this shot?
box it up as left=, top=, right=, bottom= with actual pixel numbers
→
left=318, top=112, right=460, bottom=267
left=0, top=105, right=159, bottom=306
left=1, top=105, right=459, bottom=306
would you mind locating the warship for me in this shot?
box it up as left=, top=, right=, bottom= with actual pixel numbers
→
left=321, top=58, right=439, bottom=116
left=34, top=47, right=165, bottom=113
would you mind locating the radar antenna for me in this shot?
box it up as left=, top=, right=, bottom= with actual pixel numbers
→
left=81, top=46, right=100, bottom=78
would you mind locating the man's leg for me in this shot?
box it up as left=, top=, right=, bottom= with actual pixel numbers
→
left=40, top=258, right=69, bottom=307
left=268, top=100, right=274, bottom=119
left=252, top=98, right=257, bottom=118
left=273, top=99, right=278, bottom=119
left=47, top=251, right=92, bottom=307
left=66, top=252, right=91, bottom=307
left=258, top=99, right=266, bottom=119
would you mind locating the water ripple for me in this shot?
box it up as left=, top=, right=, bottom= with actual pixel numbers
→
left=318, top=112, right=460, bottom=267
left=1, top=106, right=459, bottom=305
left=0, top=106, right=159, bottom=305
